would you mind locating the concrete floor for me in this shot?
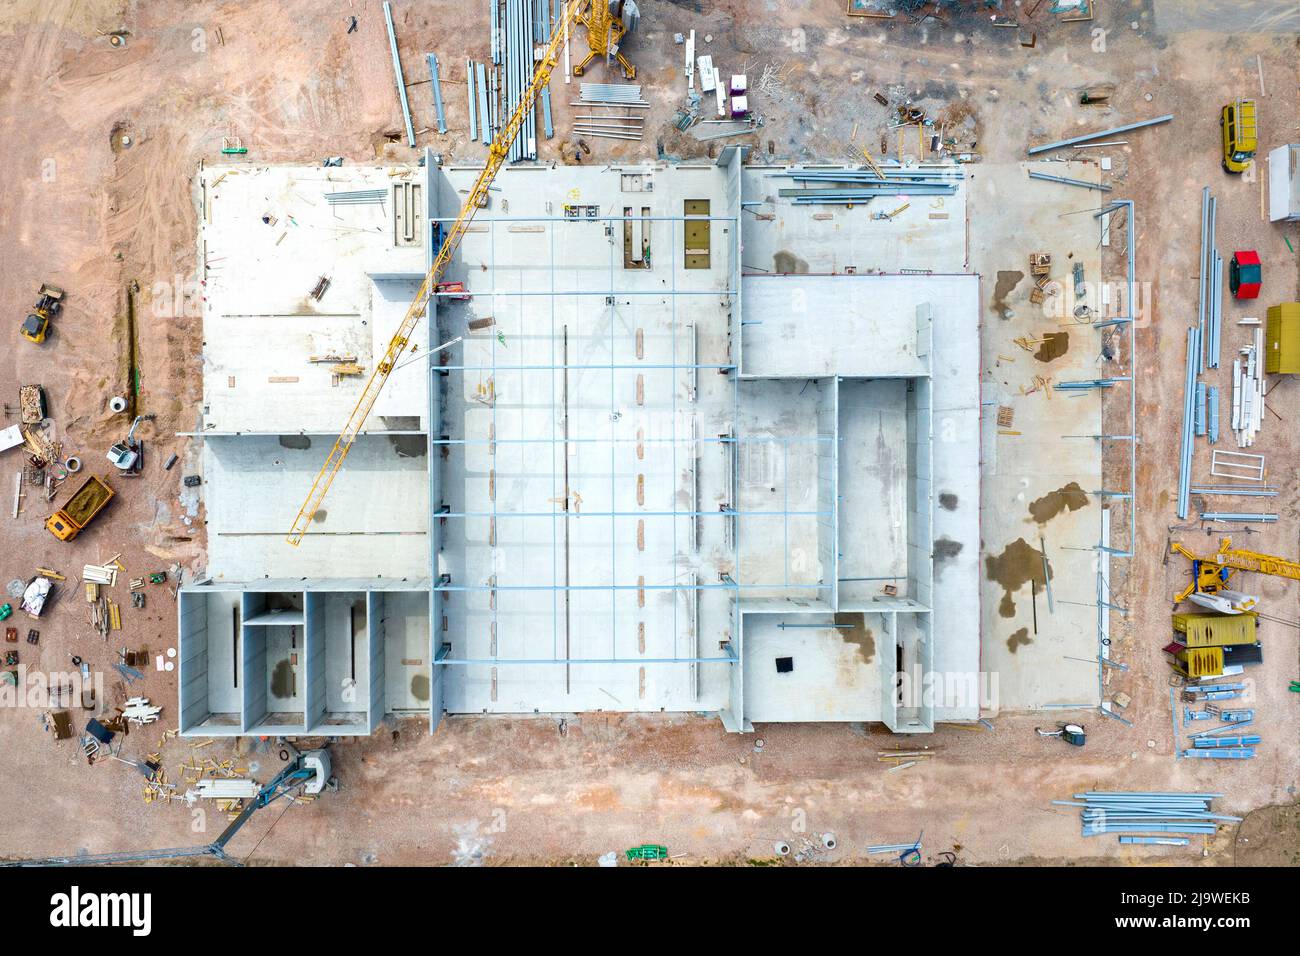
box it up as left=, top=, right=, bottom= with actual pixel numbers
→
left=203, top=434, right=431, bottom=580
left=969, top=161, right=1107, bottom=710
left=435, top=163, right=740, bottom=713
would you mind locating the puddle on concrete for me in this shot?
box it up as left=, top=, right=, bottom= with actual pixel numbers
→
left=833, top=612, right=873, bottom=665
left=985, top=537, right=1050, bottom=618
left=1006, top=627, right=1032, bottom=654
left=279, top=435, right=312, bottom=450
left=773, top=250, right=810, bottom=274
left=271, top=659, right=294, bottom=699
left=992, top=270, right=1024, bottom=319
left=1033, top=331, right=1069, bottom=362
left=411, top=674, right=430, bottom=702
left=939, top=492, right=959, bottom=511
left=1028, top=481, right=1089, bottom=524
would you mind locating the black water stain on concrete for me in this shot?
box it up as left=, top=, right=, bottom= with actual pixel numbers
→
left=773, top=250, right=809, bottom=274
left=279, top=435, right=312, bottom=450
left=411, top=674, right=431, bottom=702
left=312, top=508, right=328, bottom=523
left=1034, top=331, right=1070, bottom=363
left=389, top=435, right=427, bottom=458
left=934, top=537, right=963, bottom=579
left=1029, top=481, right=1089, bottom=524
left=834, top=611, right=874, bottom=665
left=939, top=492, right=959, bottom=511
left=271, top=659, right=294, bottom=699
left=1006, top=627, right=1032, bottom=654
left=992, top=270, right=1024, bottom=319
left=986, top=538, right=1051, bottom=618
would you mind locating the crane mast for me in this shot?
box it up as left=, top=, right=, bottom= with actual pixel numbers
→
left=286, top=0, right=582, bottom=545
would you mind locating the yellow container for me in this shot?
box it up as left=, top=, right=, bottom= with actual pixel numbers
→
left=1171, top=611, right=1257, bottom=647
left=1169, top=645, right=1224, bottom=679
left=1266, top=303, right=1300, bottom=374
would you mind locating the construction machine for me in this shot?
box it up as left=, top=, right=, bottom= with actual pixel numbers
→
left=286, top=0, right=593, bottom=546
left=106, top=414, right=152, bottom=474
left=1169, top=537, right=1300, bottom=613
left=19, top=283, right=64, bottom=344
left=572, top=0, right=639, bottom=80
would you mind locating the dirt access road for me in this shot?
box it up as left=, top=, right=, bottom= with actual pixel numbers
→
left=0, top=0, right=1296, bottom=865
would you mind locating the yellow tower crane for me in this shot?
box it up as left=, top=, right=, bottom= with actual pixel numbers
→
left=572, top=0, right=637, bottom=80
left=1169, top=537, right=1300, bottom=610
left=286, top=0, right=584, bottom=546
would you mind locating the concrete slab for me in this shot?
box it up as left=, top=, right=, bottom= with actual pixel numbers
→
left=203, top=434, right=430, bottom=581
left=970, top=161, right=1107, bottom=710
left=740, top=165, right=968, bottom=275
left=199, top=164, right=427, bottom=434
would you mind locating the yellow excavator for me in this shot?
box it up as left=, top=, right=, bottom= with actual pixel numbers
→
left=1169, top=538, right=1300, bottom=613
left=287, top=0, right=625, bottom=545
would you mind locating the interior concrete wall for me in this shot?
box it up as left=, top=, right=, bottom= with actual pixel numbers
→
left=178, top=592, right=209, bottom=731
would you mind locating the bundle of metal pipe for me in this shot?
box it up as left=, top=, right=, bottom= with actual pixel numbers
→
left=1188, top=485, right=1277, bottom=496
left=1200, top=512, right=1278, bottom=523
left=324, top=189, right=388, bottom=204
left=577, top=82, right=649, bottom=108
left=1198, top=187, right=1214, bottom=373
left=1053, top=791, right=1239, bottom=838
left=1027, top=170, right=1111, bottom=192
left=496, top=0, right=549, bottom=162
left=774, top=168, right=964, bottom=183
left=1207, top=385, right=1220, bottom=444
left=1177, top=325, right=1200, bottom=519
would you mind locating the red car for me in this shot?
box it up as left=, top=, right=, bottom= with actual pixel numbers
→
left=1230, top=250, right=1261, bottom=299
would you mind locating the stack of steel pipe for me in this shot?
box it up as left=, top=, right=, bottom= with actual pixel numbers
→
left=1197, top=187, right=1226, bottom=371
left=577, top=82, right=650, bottom=107
left=1177, top=325, right=1200, bottom=519
left=1188, top=484, right=1277, bottom=496
left=572, top=85, right=646, bottom=140
left=1200, top=512, right=1278, bottom=523
left=495, top=0, right=546, bottom=161
left=324, top=188, right=388, bottom=205
left=1054, top=791, right=1240, bottom=839
left=771, top=167, right=961, bottom=205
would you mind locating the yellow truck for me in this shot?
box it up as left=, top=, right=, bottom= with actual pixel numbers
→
left=1220, top=99, right=1257, bottom=174
left=46, top=475, right=114, bottom=541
